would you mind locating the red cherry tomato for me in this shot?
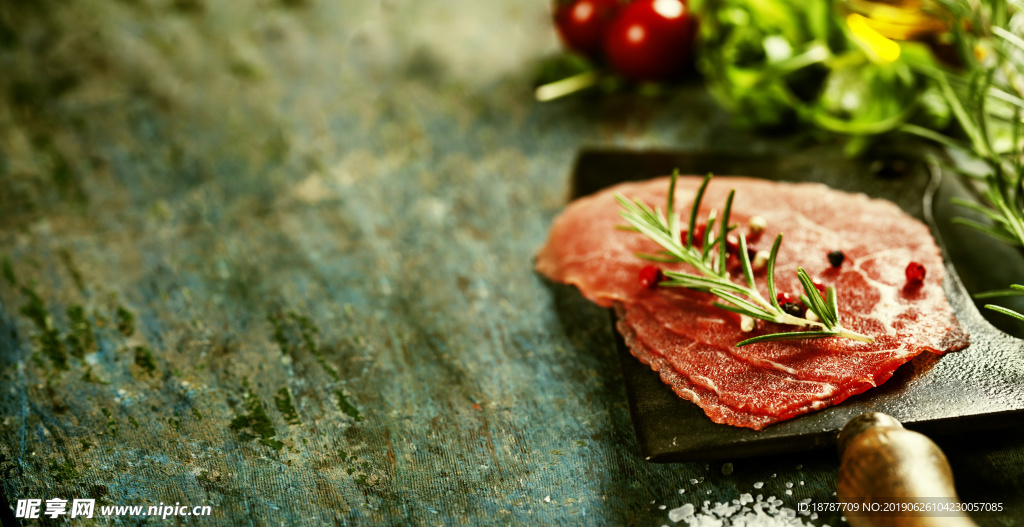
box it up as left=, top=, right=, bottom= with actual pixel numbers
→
left=553, top=0, right=622, bottom=58
left=603, top=0, right=696, bottom=81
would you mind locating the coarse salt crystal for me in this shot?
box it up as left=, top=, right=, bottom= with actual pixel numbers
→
left=544, top=496, right=551, bottom=503
left=753, top=482, right=763, bottom=489
left=752, top=250, right=770, bottom=271
left=786, top=482, right=793, bottom=489
left=668, top=503, right=694, bottom=523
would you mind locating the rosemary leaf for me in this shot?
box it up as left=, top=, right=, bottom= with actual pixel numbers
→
left=951, top=198, right=1008, bottom=225
left=797, top=268, right=835, bottom=329
left=826, top=286, right=840, bottom=324
left=718, top=191, right=736, bottom=276
left=738, top=233, right=755, bottom=291
left=635, top=252, right=683, bottom=263
left=687, top=174, right=712, bottom=248
left=766, top=234, right=783, bottom=310
left=975, top=285, right=1024, bottom=298
left=985, top=304, right=1024, bottom=322
left=951, top=217, right=1021, bottom=244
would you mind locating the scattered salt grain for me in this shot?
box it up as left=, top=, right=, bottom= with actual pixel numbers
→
left=679, top=489, right=686, bottom=494
left=786, top=482, right=793, bottom=489
left=668, top=503, right=694, bottom=523
left=690, top=478, right=699, bottom=484
left=721, top=463, right=734, bottom=476
left=544, top=496, right=550, bottom=503
left=771, top=473, right=777, bottom=478
left=659, top=505, right=667, bottom=510
left=753, top=482, right=764, bottom=489
left=785, top=490, right=793, bottom=496
left=664, top=490, right=818, bottom=526
left=800, top=481, right=804, bottom=486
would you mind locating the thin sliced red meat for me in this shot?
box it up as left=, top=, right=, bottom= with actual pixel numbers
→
left=621, top=303, right=837, bottom=418
left=537, top=176, right=968, bottom=429
left=614, top=306, right=788, bottom=430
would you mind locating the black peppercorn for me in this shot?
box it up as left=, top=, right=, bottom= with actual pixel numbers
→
left=828, top=250, right=845, bottom=268
left=781, top=302, right=803, bottom=318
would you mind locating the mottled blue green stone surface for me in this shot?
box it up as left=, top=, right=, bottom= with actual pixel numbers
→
left=0, top=1, right=1021, bottom=525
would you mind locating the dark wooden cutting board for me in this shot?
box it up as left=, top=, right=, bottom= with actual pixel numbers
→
left=568, top=149, right=1024, bottom=462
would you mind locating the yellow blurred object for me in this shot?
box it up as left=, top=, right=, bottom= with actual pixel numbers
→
left=847, top=13, right=902, bottom=62
left=840, top=0, right=951, bottom=40
left=973, top=43, right=988, bottom=62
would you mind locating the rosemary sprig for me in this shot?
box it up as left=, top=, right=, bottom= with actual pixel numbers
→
left=615, top=171, right=875, bottom=347
left=904, top=0, right=1024, bottom=322
left=976, top=284, right=1024, bottom=322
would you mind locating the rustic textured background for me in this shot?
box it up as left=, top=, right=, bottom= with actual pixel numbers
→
left=1, top=1, right=1021, bottom=525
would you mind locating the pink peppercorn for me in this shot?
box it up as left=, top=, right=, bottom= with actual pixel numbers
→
left=639, top=265, right=663, bottom=289
left=906, top=262, right=926, bottom=285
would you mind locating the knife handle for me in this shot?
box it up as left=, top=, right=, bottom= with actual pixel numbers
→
left=836, top=412, right=977, bottom=527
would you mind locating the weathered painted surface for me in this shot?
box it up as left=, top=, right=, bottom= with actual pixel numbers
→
left=0, top=1, right=1021, bottom=525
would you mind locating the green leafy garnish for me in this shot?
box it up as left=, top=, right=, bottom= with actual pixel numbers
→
left=616, top=171, right=874, bottom=347
left=898, top=0, right=1024, bottom=322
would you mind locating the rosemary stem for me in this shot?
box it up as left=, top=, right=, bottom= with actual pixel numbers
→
left=837, top=328, right=876, bottom=343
